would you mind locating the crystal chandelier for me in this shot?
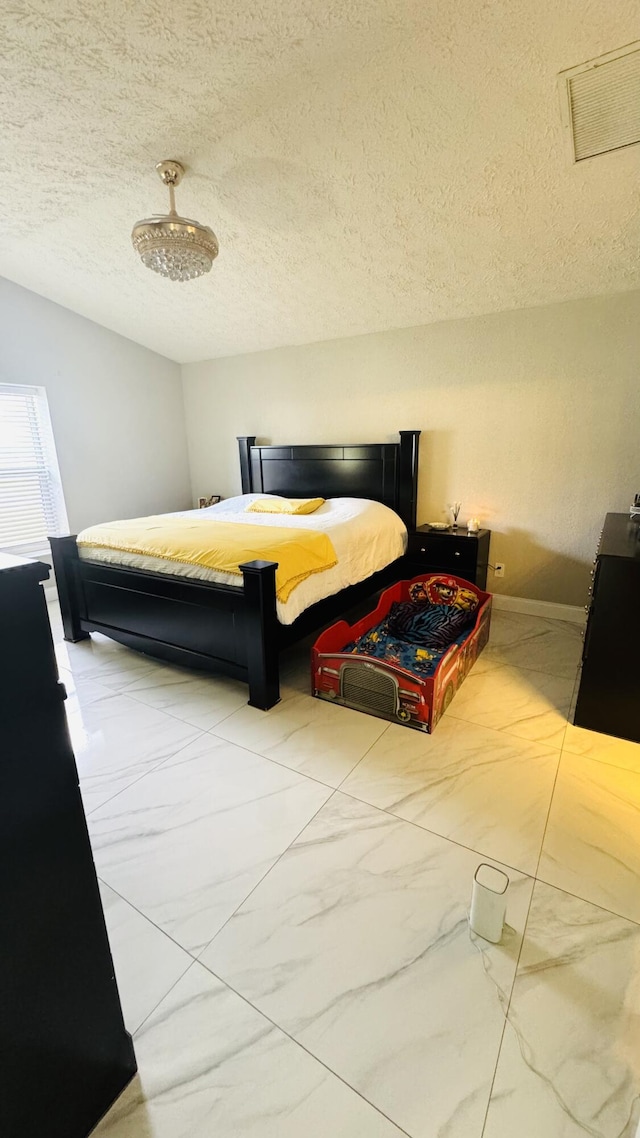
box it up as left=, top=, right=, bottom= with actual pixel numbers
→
left=131, top=160, right=219, bottom=282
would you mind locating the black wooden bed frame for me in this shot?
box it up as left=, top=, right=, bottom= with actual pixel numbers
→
left=50, top=431, right=420, bottom=710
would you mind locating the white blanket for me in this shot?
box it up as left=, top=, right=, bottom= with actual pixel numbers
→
left=78, top=495, right=407, bottom=625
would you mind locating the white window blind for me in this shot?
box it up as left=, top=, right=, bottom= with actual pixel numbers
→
left=0, top=384, right=69, bottom=553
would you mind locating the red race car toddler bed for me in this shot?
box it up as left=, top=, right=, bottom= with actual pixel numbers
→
left=312, top=574, right=491, bottom=732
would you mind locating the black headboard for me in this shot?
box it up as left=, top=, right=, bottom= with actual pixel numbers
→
left=237, top=431, right=420, bottom=530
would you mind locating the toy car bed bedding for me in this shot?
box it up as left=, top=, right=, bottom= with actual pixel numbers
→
left=343, top=578, right=479, bottom=676
left=76, top=494, right=407, bottom=626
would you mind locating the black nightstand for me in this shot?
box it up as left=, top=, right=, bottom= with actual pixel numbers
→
left=406, top=526, right=491, bottom=589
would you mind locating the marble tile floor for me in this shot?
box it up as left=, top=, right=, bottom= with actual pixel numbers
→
left=46, top=603, right=640, bottom=1138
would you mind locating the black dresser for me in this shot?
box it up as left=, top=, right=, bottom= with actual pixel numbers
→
left=405, top=526, right=491, bottom=589
left=0, top=554, right=136, bottom=1137
left=574, top=513, right=640, bottom=744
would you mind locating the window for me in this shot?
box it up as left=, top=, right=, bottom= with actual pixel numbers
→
left=0, top=384, right=69, bottom=554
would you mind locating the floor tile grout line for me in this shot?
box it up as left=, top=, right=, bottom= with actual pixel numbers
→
left=195, top=958, right=414, bottom=1138
left=492, top=635, right=640, bottom=1125
left=67, top=648, right=635, bottom=881
left=478, top=658, right=582, bottom=682
left=92, top=771, right=338, bottom=975
left=121, top=686, right=247, bottom=734
left=203, top=730, right=355, bottom=792
left=479, top=1014, right=508, bottom=1136
left=449, top=656, right=574, bottom=889
left=97, top=789, right=537, bottom=981
left=532, top=874, right=640, bottom=929
left=86, top=716, right=550, bottom=893
left=101, top=760, right=638, bottom=987
left=477, top=660, right=567, bottom=1132
left=97, top=759, right=549, bottom=1044
left=99, top=828, right=640, bottom=1044
left=63, top=649, right=581, bottom=781
left=336, top=787, right=539, bottom=882
left=71, top=675, right=587, bottom=820
left=97, top=875, right=199, bottom=963
left=130, top=958, right=200, bottom=1041
left=205, top=715, right=390, bottom=793
left=478, top=876, right=537, bottom=1138
left=72, top=680, right=349, bottom=805
left=103, top=828, right=640, bottom=1130
left=445, top=704, right=571, bottom=751
left=526, top=650, right=637, bottom=905
left=62, top=647, right=315, bottom=736
left=558, top=747, right=640, bottom=779
left=532, top=748, right=564, bottom=883
left=334, top=721, right=392, bottom=792
left=61, top=661, right=223, bottom=737
left=65, top=640, right=611, bottom=822
left=481, top=873, right=640, bottom=1135
left=55, top=632, right=623, bottom=819
left=79, top=683, right=370, bottom=818
left=459, top=721, right=566, bottom=759
left=121, top=663, right=314, bottom=731
left=81, top=727, right=208, bottom=818
left=196, top=695, right=258, bottom=733
left=60, top=624, right=578, bottom=697
left=70, top=653, right=580, bottom=702
left=206, top=672, right=575, bottom=800
left=193, top=789, right=338, bottom=965
left=76, top=660, right=618, bottom=915
left=58, top=663, right=162, bottom=696
left=476, top=1010, right=505, bottom=1133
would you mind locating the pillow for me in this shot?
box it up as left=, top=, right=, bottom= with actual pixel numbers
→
left=387, top=600, right=474, bottom=649
left=409, top=576, right=479, bottom=611
left=245, top=497, right=325, bottom=516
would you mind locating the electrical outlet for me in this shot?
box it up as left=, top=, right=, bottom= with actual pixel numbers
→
left=494, top=563, right=505, bottom=578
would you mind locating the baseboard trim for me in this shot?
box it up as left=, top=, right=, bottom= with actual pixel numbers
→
left=492, top=594, right=585, bottom=624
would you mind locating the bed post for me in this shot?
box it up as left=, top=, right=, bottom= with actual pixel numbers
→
left=49, top=536, right=90, bottom=643
left=398, top=430, right=420, bottom=531
left=237, top=437, right=257, bottom=494
left=241, top=559, right=280, bottom=710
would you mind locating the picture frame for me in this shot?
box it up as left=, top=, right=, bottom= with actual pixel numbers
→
left=198, top=495, right=221, bottom=508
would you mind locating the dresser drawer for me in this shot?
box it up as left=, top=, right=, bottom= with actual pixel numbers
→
left=410, top=534, right=475, bottom=558
left=408, top=532, right=476, bottom=569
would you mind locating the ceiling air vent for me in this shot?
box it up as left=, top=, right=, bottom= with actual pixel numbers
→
left=559, top=41, right=640, bottom=161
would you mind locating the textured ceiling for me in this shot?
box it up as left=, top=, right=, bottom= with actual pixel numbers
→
left=1, top=0, right=639, bottom=363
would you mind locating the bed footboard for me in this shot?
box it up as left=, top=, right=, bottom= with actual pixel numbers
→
left=49, top=535, right=90, bottom=643
left=49, top=537, right=281, bottom=709
left=240, top=560, right=279, bottom=709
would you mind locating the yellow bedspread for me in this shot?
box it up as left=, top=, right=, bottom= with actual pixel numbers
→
left=77, top=515, right=338, bottom=602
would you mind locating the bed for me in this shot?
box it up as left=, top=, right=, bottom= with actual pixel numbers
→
left=312, top=573, right=492, bottom=732
left=50, top=431, right=420, bottom=710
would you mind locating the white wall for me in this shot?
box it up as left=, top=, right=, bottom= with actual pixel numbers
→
left=182, top=289, right=640, bottom=606
left=0, top=277, right=191, bottom=534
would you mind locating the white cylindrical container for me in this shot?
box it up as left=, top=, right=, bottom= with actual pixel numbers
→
left=469, top=863, right=509, bottom=943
